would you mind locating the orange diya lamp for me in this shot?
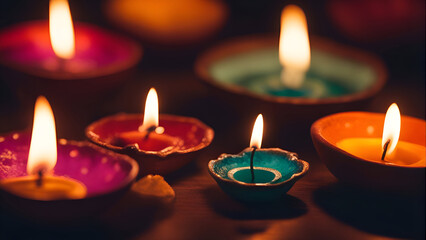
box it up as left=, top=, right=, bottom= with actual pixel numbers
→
left=105, top=0, right=229, bottom=47
left=86, top=88, right=214, bottom=176
left=311, top=103, right=426, bottom=194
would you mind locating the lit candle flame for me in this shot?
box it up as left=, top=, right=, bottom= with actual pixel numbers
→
left=139, top=88, right=160, bottom=132
left=49, top=0, right=75, bottom=59
left=279, top=5, right=310, bottom=88
left=27, top=96, right=57, bottom=175
left=382, top=103, right=401, bottom=156
left=250, top=114, right=263, bottom=149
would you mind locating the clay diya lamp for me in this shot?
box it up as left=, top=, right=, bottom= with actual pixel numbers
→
left=105, top=0, right=228, bottom=47
left=0, top=0, right=142, bottom=136
left=86, top=88, right=214, bottom=176
left=195, top=5, right=387, bottom=120
left=311, top=103, right=425, bottom=194
left=0, top=0, right=142, bottom=99
left=208, top=114, right=309, bottom=202
left=327, top=0, right=425, bottom=44
left=0, top=96, right=139, bottom=221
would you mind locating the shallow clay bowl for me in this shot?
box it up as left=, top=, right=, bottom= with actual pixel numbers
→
left=195, top=35, right=387, bottom=120
left=0, top=21, right=142, bottom=101
left=208, top=148, right=309, bottom=202
left=0, top=131, right=139, bottom=222
left=311, top=112, right=425, bottom=194
left=86, top=113, right=214, bottom=176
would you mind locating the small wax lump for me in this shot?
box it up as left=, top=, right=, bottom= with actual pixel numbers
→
left=132, top=174, right=175, bottom=203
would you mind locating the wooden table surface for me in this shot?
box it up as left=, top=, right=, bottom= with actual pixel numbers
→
left=0, top=63, right=424, bottom=240
left=0, top=1, right=424, bottom=239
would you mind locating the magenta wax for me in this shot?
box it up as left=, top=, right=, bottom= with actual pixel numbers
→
left=0, top=21, right=142, bottom=79
left=0, top=21, right=142, bottom=137
left=0, top=131, right=138, bottom=221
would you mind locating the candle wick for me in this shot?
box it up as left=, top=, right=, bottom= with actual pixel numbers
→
left=143, top=126, right=157, bottom=140
left=250, top=147, right=257, bottom=183
left=381, top=139, right=391, bottom=161
left=58, top=57, right=67, bottom=72
left=36, top=170, right=43, bottom=187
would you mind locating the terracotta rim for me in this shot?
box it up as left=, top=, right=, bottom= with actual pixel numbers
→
left=0, top=21, right=143, bottom=80
left=85, top=113, right=215, bottom=158
left=0, top=131, right=139, bottom=202
left=311, top=111, right=426, bottom=169
left=195, top=34, right=387, bottom=105
left=208, top=148, right=309, bottom=188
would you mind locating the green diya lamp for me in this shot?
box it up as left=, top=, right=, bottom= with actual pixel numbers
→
left=196, top=5, right=387, bottom=118
left=208, top=114, right=309, bottom=202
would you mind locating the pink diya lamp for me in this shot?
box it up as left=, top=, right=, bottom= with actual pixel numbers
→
left=311, top=103, right=425, bottom=194
left=0, top=0, right=142, bottom=134
left=0, top=0, right=141, bottom=80
left=0, top=96, right=138, bottom=220
left=86, top=88, right=214, bottom=176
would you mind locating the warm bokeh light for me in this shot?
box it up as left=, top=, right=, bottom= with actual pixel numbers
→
left=279, top=5, right=310, bottom=88
left=139, top=88, right=160, bottom=132
left=49, top=0, right=75, bottom=59
left=27, top=96, right=57, bottom=175
left=382, top=103, right=401, bottom=156
left=250, top=114, right=264, bottom=149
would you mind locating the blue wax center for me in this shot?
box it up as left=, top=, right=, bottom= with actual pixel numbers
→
left=209, top=48, right=376, bottom=99
left=233, top=168, right=276, bottom=184
left=236, top=70, right=350, bottom=98
left=214, top=150, right=304, bottom=184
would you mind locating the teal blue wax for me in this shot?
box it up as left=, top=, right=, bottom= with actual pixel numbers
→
left=233, top=168, right=276, bottom=184
left=209, top=48, right=377, bottom=98
left=214, top=150, right=304, bottom=184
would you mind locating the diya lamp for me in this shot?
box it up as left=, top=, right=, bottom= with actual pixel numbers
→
left=0, top=0, right=141, bottom=93
left=208, top=114, right=309, bottom=202
left=0, top=0, right=142, bottom=136
left=195, top=5, right=387, bottom=119
left=0, top=96, right=139, bottom=221
left=327, top=0, right=425, bottom=44
left=86, top=88, right=214, bottom=176
left=311, top=103, right=426, bottom=194
left=105, top=0, right=228, bottom=47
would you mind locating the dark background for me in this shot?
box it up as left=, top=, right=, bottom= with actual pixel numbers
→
left=0, top=0, right=424, bottom=239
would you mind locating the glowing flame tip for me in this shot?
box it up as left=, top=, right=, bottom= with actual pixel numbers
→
left=27, top=96, right=57, bottom=175
left=382, top=103, right=401, bottom=156
left=250, top=114, right=264, bottom=149
left=279, top=4, right=310, bottom=86
left=139, top=88, right=159, bottom=132
left=49, top=0, right=75, bottom=59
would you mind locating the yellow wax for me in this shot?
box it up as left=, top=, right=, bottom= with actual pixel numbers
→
left=336, top=138, right=426, bottom=167
left=0, top=175, right=87, bottom=200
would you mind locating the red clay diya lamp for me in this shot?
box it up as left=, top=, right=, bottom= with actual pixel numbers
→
left=208, top=114, right=309, bottom=202
left=0, top=96, right=138, bottom=221
left=311, top=103, right=426, bottom=194
left=0, top=0, right=142, bottom=106
left=85, top=88, right=214, bottom=176
left=196, top=5, right=387, bottom=116
left=105, top=0, right=228, bottom=47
